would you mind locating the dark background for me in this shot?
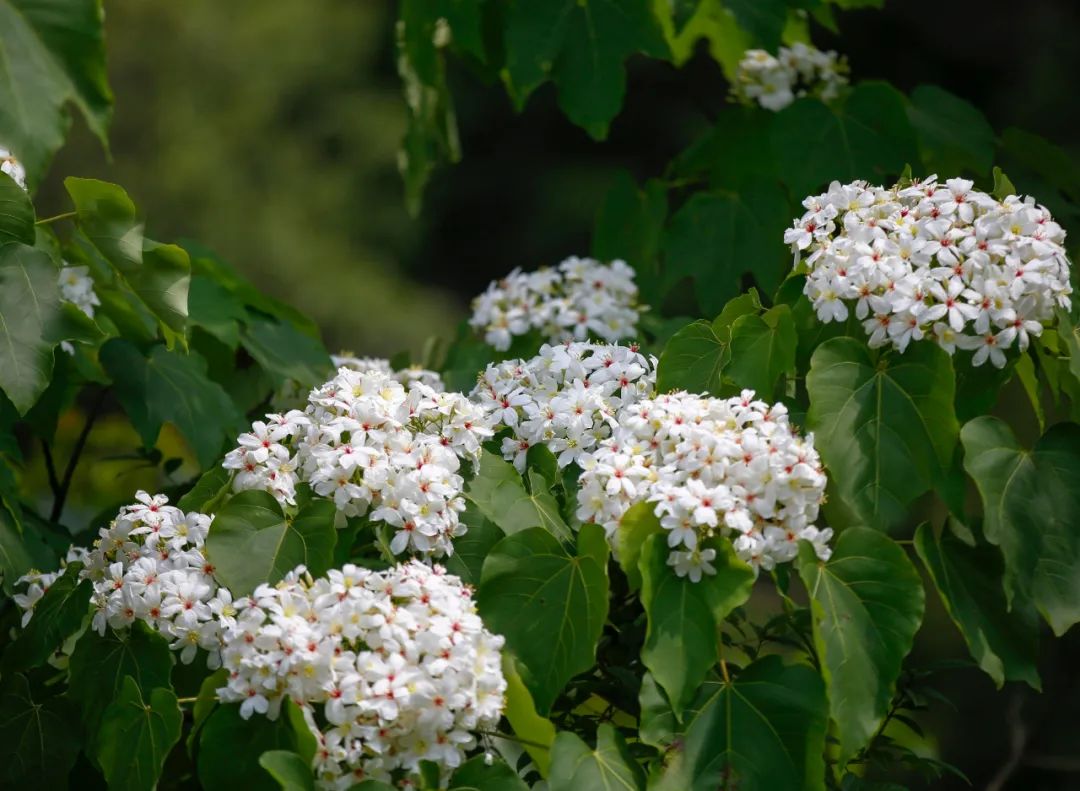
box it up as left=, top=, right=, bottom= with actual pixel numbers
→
left=38, top=2, right=1080, bottom=787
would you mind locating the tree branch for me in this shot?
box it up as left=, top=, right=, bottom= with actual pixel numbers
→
left=50, top=388, right=107, bottom=523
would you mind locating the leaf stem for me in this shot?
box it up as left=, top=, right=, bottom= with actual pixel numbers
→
left=50, top=388, right=107, bottom=522
left=477, top=730, right=551, bottom=750
left=176, top=696, right=199, bottom=704
left=35, top=210, right=77, bottom=226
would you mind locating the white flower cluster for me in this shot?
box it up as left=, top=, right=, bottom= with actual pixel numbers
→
left=13, top=546, right=90, bottom=627
left=225, top=367, right=494, bottom=556
left=788, top=177, right=1074, bottom=367
left=578, top=390, right=831, bottom=580
left=78, top=492, right=232, bottom=664
left=469, top=256, right=642, bottom=351
left=331, top=353, right=444, bottom=391
left=57, top=264, right=101, bottom=355
left=472, top=341, right=655, bottom=470
left=0, top=146, right=26, bottom=190
left=734, top=43, right=848, bottom=111
left=217, top=561, right=506, bottom=789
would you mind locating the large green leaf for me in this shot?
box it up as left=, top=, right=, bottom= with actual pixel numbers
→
left=0, top=501, right=32, bottom=593
left=97, top=676, right=182, bottom=791
left=672, top=107, right=777, bottom=189
left=592, top=171, right=667, bottom=296
left=771, top=83, right=918, bottom=197
left=239, top=312, right=331, bottom=388
left=505, top=0, right=669, bottom=139
left=797, top=528, right=925, bottom=763
left=725, top=304, right=796, bottom=398
left=661, top=181, right=790, bottom=315
left=613, top=500, right=660, bottom=590
left=960, top=417, right=1080, bottom=635
left=258, top=751, right=314, bottom=791
left=3, top=563, right=89, bottom=672
left=478, top=525, right=609, bottom=714
left=655, top=320, right=727, bottom=395
left=638, top=533, right=754, bottom=715
left=906, top=85, right=994, bottom=177
left=0, top=0, right=110, bottom=185
left=206, top=491, right=337, bottom=597
left=502, top=655, right=556, bottom=776
left=198, top=704, right=299, bottom=791
left=444, top=503, right=505, bottom=585
left=466, top=450, right=574, bottom=543
left=806, top=337, right=958, bottom=531
left=0, top=242, right=59, bottom=413
left=100, top=339, right=244, bottom=467
left=651, top=656, right=827, bottom=791
left=176, top=466, right=233, bottom=513
left=68, top=623, right=174, bottom=754
left=450, top=755, right=530, bottom=791
left=914, top=522, right=1040, bottom=689
left=725, top=0, right=786, bottom=50
left=548, top=724, right=644, bottom=791
left=0, top=170, right=33, bottom=244
left=0, top=673, right=82, bottom=788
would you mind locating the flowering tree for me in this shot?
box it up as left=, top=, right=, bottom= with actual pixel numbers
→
left=0, top=1, right=1078, bottom=790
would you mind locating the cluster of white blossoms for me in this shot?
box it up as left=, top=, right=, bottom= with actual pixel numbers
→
left=224, top=366, right=494, bottom=556
left=0, top=146, right=27, bottom=189
left=578, top=390, right=831, bottom=580
left=733, top=43, right=848, bottom=111
left=472, top=341, right=655, bottom=470
left=331, top=354, right=445, bottom=391
left=13, top=546, right=90, bottom=628
left=217, top=561, right=506, bottom=789
left=468, top=256, right=642, bottom=351
left=788, top=177, right=1074, bottom=367
left=73, top=492, right=232, bottom=664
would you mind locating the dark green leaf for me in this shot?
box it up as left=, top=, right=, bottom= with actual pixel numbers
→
left=258, top=750, right=314, bottom=791
left=655, top=320, right=726, bottom=395
left=0, top=501, right=32, bottom=594
left=806, top=338, right=958, bottom=531
left=188, top=274, right=247, bottom=348
left=3, top=563, right=89, bottom=672
left=592, top=171, right=667, bottom=296
left=907, top=85, right=994, bottom=177
left=0, top=673, right=82, bottom=789
left=97, top=676, right=182, bottom=791
left=0, top=170, right=32, bottom=244
left=240, top=312, right=331, bottom=388
left=466, top=449, right=574, bottom=542
left=445, top=503, right=505, bottom=586
left=672, top=107, right=777, bottom=189
left=961, top=417, right=1080, bottom=635
left=914, top=522, right=1040, bottom=689
left=450, top=755, right=529, bottom=791
left=206, top=490, right=337, bottom=596
left=0, top=242, right=59, bottom=413
left=177, top=466, right=233, bottom=513
left=725, top=0, right=786, bottom=50
left=614, top=500, right=660, bottom=590
left=548, top=724, right=644, bottom=791
left=478, top=525, right=609, bottom=714
left=639, top=533, right=754, bottom=715
left=725, top=304, right=796, bottom=397
left=651, top=656, right=827, bottom=791
left=797, top=528, right=925, bottom=762
left=198, top=704, right=299, bottom=791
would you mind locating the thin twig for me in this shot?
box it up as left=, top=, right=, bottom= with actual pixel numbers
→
left=41, top=440, right=62, bottom=501
left=50, top=388, right=107, bottom=522
left=35, top=211, right=77, bottom=226
left=987, top=692, right=1028, bottom=791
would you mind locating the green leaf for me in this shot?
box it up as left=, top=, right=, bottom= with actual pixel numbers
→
left=188, top=274, right=247, bottom=348
left=177, top=466, right=233, bottom=513
left=638, top=533, right=754, bottom=715
left=97, top=676, right=182, bottom=791
left=797, top=528, right=925, bottom=763
left=614, top=500, right=660, bottom=590
left=478, top=525, right=609, bottom=714
left=661, top=181, right=790, bottom=314
left=725, top=304, right=796, bottom=397
left=771, top=83, right=918, bottom=197
left=0, top=170, right=32, bottom=244
left=240, top=313, right=331, bottom=388
left=505, top=0, right=669, bottom=139
left=651, top=656, right=827, bottom=791
left=3, top=563, right=90, bottom=672
left=960, top=417, right=1080, bottom=635
left=206, top=490, right=337, bottom=597
left=100, top=339, right=244, bottom=467
left=0, top=673, right=82, bottom=788
left=725, top=0, right=786, bottom=50
left=466, top=449, right=574, bottom=543
left=592, top=171, right=667, bottom=296
left=0, top=0, right=111, bottom=185
left=991, top=166, right=1018, bottom=201
left=0, top=243, right=59, bottom=413
left=806, top=337, right=958, bottom=531
left=655, top=320, right=726, bottom=395
left=906, top=85, right=994, bottom=177
left=502, top=655, right=556, bottom=776
left=914, top=522, right=1040, bottom=689
left=68, top=623, right=174, bottom=755
left=445, top=503, right=505, bottom=586
left=450, top=755, right=529, bottom=791
left=548, top=723, right=645, bottom=791
left=672, top=107, right=776, bottom=189
left=659, top=0, right=750, bottom=75
left=258, top=750, right=314, bottom=791
left=187, top=667, right=228, bottom=755
left=0, top=501, right=32, bottom=593
left=198, top=704, right=299, bottom=791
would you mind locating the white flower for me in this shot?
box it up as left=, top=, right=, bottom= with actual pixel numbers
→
left=791, top=177, right=1073, bottom=367
left=0, top=146, right=27, bottom=190
left=734, top=43, right=848, bottom=111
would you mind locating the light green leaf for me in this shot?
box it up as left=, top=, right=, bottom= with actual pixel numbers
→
left=0, top=243, right=59, bottom=413
left=0, top=672, right=82, bottom=788
left=659, top=0, right=750, bottom=75
left=651, top=656, right=827, bottom=791
left=502, top=655, right=556, bottom=777
left=206, top=491, right=337, bottom=596
left=806, top=337, right=958, bottom=531
left=907, top=85, right=994, bottom=177
left=638, top=533, right=754, bottom=715
left=176, top=466, right=234, bottom=513
left=0, top=0, right=110, bottom=185
left=725, top=304, right=796, bottom=398
left=100, top=339, right=244, bottom=467
left=614, top=500, right=660, bottom=590
left=797, top=528, right=925, bottom=763
left=992, top=166, right=1017, bottom=201
left=478, top=526, right=609, bottom=714
left=466, top=449, right=574, bottom=543
left=961, top=417, right=1080, bottom=635
left=97, top=676, right=182, bottom=791
left=548, top=723, right=644, bottom=791
left=0, top=170, right=32, bottom=244
left=505, top=0, right=669, bottom=139
left=259, top=750, right=314, bottom=791
left=3, top=563, right=89, bottom=672
left=914, top=522, right=1040, bottom=689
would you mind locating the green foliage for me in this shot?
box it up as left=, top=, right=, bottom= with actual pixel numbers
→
left=466, top=450, right=573, bottom=542
left=0, top=172, right=33, bottom=244
left=0, top=243, right=61, bottom=413
left=97, top=676, right=182, bottom=791
left=548, top=724, right=645, bottom=791
left=2, top=562, right=88, bottom=672
left=0, top=672, right=82, bottom=788
left=197, top=705, right=302, bottom=791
